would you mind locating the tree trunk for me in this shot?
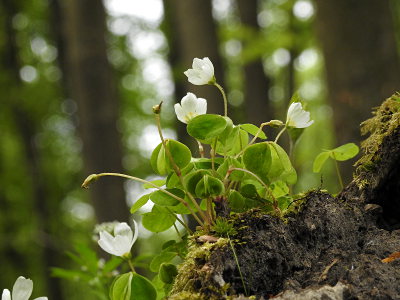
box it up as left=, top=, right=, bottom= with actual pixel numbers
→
left=57, top=0, right=129, bottom=222
left=169, top=95, right=400, bottom=299
left=0, top=0, right=65, bottom=298
left=314, top=0, right=400, bottom=182
left=163, top=0, right=226, bottom=117
left=236, top=0, right=273, bottom=125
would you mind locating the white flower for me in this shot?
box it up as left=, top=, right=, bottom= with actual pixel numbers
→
left=174, top=93, right=207, bottom=124
left=286, top=102, right=314, bottom=128
left=184, top=57, right=215, bottom=85
left=98, top=221, right=138, bottom=257
left=1, top=276, right=47, bottom=300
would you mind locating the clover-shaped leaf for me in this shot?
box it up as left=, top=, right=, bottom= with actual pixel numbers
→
left=187, top=114, right=227, bottom=141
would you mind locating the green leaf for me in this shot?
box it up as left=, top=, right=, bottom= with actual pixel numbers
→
left=130, top=272, right=157, bottom=300
left=216, top=127, right=248, bottom=156
left=167, top=200, right=196, bottom=215
left=217, top=157, right=244, bottom=181
left=216, top=116, right=234, bottom=145
left=143, top=179, right=166, bottom=189
left=159, top=263, right=178, bottom=284
left=184, top=169, right=211, bottom=195
left=130, top=194, right=151, bottom=213
left=142, top=205, right=176, bottom=233
left=330, top=143, right=360, bottom=161
left=267, top=142, right=297, bottom=185
left=243, top=142, right=272, bottom=183
left=277, top=196, right=292, bottom=211
left=313, top=151, right=330, bottom=173
left=161, top=240, right=176, bottom=250
left=150, top=252, right=177, bottom=272
left=194, top=175, right=225, bottom=198
left=239, top=123, right=267, bottom=139
left=228, top=190, right=246, bottom=212
left=151, top=275, right=166, bottom=300
left=110, top=273, right=132, bottom=300
left=187, top=114, right=227, bottom=141
left=166, top=163, right=194, bottom=189
left=240, top=184, right=259, bottom=199
left=270, top=181, right=289, bottom=198
left=150, top=188, right=184, bottom=206
left=150, top=140, right=192, bottom=175
left=168, top=139, right=192, bottom=168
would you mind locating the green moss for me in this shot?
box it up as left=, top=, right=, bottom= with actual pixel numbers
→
left=354, top=93, right=400, bottom=188
left=168, top=237, right=229, bottom=299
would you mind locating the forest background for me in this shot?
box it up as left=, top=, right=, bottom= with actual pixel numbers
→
left=0, top=0, right=399, bottom=299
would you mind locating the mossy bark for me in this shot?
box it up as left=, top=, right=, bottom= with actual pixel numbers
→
left=169, top=94, right=400, bottom=300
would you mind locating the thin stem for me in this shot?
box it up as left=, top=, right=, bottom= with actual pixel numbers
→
left=155, top=113, right=181, bottom=177
left=155, top=113, right=208, bottom=223
left=206, top=197, right=215, bottom=225
left=235, top=122, right=270, bottom=159
left=166, top=207, right=193, bottom=234
left=211, top=138, right=218, bottom=171
left=274, top=127, right=286, bottom=143
left=227, top=234, right=248, bottom=296
left=333, top=156, right=344, bottom=189
left=214, top=82, right=228, bottom=117
left=127, top=259, right=136, bottom=273
left=197, top=139, right=205, bottom=158
left=91, top=173, right=204, bottom=226
left=229, top=168, right=280, bottom=214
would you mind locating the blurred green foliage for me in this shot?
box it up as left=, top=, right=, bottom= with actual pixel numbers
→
left=0, top=0, right=352, bottom=298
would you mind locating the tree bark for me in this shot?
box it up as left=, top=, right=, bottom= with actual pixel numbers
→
left=169, top=95, right=400, bottom=299
left=236, top=0, right=273, bottom=125
left=58, top=0, right=129, bottom=222
left=314, top=0, right=400, bottom=182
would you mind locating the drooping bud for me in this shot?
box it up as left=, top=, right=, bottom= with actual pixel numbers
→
left=81, top=174, right=99, bottom=189
left=268, top=120, right=284, bottom=128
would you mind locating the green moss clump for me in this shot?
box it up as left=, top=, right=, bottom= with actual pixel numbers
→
left=168, top=237, right=229, bottom=299
left=354, top=93, right=400, bottom=187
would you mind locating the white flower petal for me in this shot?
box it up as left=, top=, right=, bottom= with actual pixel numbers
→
left=184, top=57, right=215, bottom=85
left=181, top=93, right=198, bottom=114
left=12, top=277, right=33, bottom=300
left=114, top=222, right=133, bottom=242
left=202, top=57, right=214, bottom=78
left=184, top=70, right=205, bottom=85
left=287, top=102, right=301, bottom=117
left=131, top=219, right=139, bottom=245
left=2, top=289, right=11, bottom=300
left=98, top=231, right=118, bottom=256
left=174, top=93, right=208, bottom=124
left=34, top=297, right=48, bottom=300
left=112, top=235, right=133, bottom=256
left=286, top=102, right=313, bottom=128
left=195, top=98, right=207, bottom=115
left=192, top=58, right=204, bottom=69
left=174, top=103, right=187, bottom=124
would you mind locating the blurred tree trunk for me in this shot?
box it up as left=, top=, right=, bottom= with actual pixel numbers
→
left=0, top=0, right=64, bottom=298
left=314, top=0, right=400, bottom=182
left=237, top=0, right=273, bottom=124
left=163, top=0, right=226, bottom=148
left=56, top=0, right=129, bottom=222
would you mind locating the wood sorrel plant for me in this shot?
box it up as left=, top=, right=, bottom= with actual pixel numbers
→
left=81, top=57, right=315, bottom=299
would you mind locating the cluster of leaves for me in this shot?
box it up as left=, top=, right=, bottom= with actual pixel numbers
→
left=76, top=57, right=361, bottom=300
left=133, top=113, right=298, bottom=233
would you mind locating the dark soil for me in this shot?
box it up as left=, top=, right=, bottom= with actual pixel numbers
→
left=180, top=191, right=400, bottom=299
